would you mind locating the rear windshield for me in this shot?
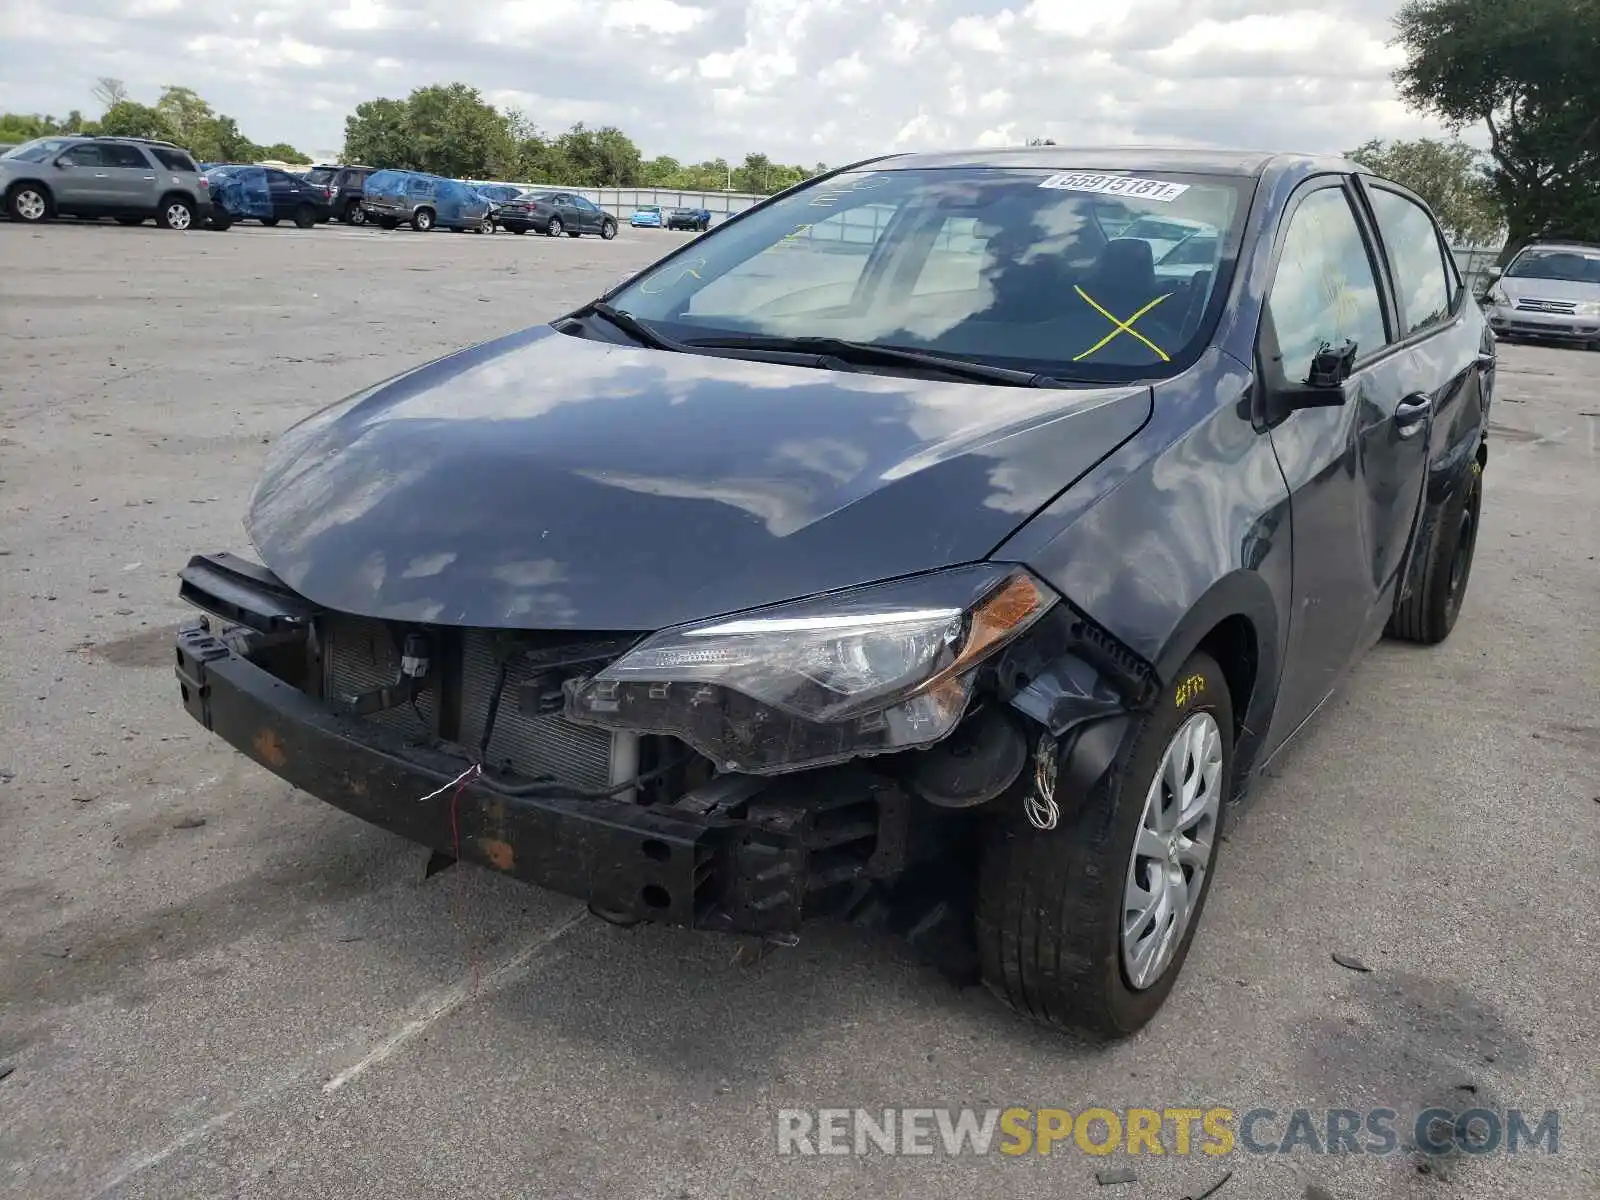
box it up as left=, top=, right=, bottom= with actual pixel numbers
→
left=304, top=168, right=335, bottom=185
left=1505, top=248, right=1600, bottom=283
left=609, top=166, right=1252, bottom=382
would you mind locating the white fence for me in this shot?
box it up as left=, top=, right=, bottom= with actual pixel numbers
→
left=464, top=181, right=768, bottom=222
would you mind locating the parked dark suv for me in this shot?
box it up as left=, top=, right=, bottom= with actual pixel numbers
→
left=1, top=135, right=212, bottom=229
left=304, top=164, right=377, bottom=225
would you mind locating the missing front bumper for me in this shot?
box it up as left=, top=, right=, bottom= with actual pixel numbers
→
left=174, top=622, right=905, bottom=936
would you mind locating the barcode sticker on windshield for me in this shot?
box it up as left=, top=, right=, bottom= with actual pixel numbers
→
left=1038, top=173, right=1189, bottom=203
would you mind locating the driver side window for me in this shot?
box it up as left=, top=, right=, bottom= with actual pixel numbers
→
left=1266, top=186, right=1390, bottom=383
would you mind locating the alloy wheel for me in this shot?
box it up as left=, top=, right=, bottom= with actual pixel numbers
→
left=15, top=189, right=47, bottom=221
left=1122, top=712, right=1222, bottom=991
left=166, top=203, right=192, bottom=230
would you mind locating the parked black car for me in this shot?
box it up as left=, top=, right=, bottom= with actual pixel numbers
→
left=493, top=191, right=617, bottom=238
left=665, top=207, right=712, bottom=231
left=303, top=164, right=377, bottom=225
left=204, top=165, right=333, bottom=229
left=173, top=148, right=1493, bottom=1038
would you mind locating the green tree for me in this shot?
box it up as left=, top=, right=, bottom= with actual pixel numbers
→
left=94, top=101, right=175, bottom=141
left=257, top=142, right=311, bottom=164
left=1347, top=137, right=1503, bottom=244
left=1393, top=0, right=1600, bottom=254
left=343, top=97, right=413, bottom=168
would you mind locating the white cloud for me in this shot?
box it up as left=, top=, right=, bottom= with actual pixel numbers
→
left=0, top=0, right=1453, bottom=167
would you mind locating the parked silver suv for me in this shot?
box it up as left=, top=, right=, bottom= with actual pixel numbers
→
left=1, top=136, right=213, bottom=230
left=1483, top=240, right=1600, bottom=349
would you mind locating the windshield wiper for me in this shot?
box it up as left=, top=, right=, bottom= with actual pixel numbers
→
left=681, top=334, right=1058, bottom=387
left=574, top=301, right=683, bottom=352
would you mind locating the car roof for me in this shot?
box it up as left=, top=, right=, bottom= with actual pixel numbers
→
left=864, top=145, right=1360, bottom=178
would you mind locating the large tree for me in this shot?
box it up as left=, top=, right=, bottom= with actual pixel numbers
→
left=345, top=84, right=513, bottom=177
left=1346, top=137, right=1503, bottom=244
left=1393, top=0, right=1600, bottom=254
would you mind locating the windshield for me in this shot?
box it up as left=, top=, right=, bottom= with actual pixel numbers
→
left=639, top=206, right=660, bottom=213
left=2, top=138, right=73, bottom=163
left=607, top=166, right=1251, bottom=380
left=304, top=168, right=335, bottom=185
left=1505, top=248, right=1600, bottom=284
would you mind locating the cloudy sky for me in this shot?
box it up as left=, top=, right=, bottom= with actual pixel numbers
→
left=1, top=0, right=1451, bottom=166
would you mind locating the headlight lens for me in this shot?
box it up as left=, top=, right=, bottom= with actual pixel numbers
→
left=1489, top=288, right=1510, bottom=306
left=567, top=565, right=1056, bottom=774
left=1575, top=300, right=1600, bottom=316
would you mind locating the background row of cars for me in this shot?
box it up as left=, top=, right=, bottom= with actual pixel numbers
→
left=1, top=135, right=718, bottom=239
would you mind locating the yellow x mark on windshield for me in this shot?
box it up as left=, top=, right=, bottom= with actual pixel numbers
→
left=1073, top=286, right=1173, bottom=362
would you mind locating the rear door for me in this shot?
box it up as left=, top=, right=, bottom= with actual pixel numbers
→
left=1259, top=177, right=1429, bottom=743
left=1354, top=178, right=1491, bottom=633
left=96, top=142, right=158, bottom=210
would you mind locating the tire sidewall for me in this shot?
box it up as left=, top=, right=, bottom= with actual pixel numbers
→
left=1439, top=460, right=1484, bottom=629
left=9, top=186, right=50, bottom=222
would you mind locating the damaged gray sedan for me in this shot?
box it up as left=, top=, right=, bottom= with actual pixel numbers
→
left=175, top=147, right=1493, bottom=1037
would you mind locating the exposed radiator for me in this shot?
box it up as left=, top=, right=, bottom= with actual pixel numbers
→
left=322, top=616, right=617, bottom=791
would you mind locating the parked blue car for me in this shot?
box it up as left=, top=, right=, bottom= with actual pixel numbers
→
left=629, top=205, right=663, bottom=228
left=360, top=170, right=492, bottom=232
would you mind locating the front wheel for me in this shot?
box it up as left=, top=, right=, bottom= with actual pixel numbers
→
left=976, top=651, right=1233, bottom=1039
left=545, top=216, right=563, bottom=237
left=1387, top=458, right=1483, bottom=644
left=157, top=198, right=195, bottom=230
left=294, top=204, right=316, bottom=229
left=344, top=202, right=367, bottom=226
left=378, top=216, right=399, bottom=230
left=600, top=219, right=616, bottom=240
left=412, top=207, right=435, bottom=232
left=7, top=185, right=51, bottom=223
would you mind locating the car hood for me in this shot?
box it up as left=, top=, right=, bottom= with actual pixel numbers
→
left=1498, top=276, right=1600, bottom=304
left=246, top=326, right=1151, bottom=630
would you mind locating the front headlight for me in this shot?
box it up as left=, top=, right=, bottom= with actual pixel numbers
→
left=1488, top=288, right=1510, bottom=306
left=567, top=565, right=1056, bottom=774
left=1575, top=300, right=1600, bottom=316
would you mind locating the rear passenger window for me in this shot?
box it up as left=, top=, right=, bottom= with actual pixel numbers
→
left=1367, top=188, right=1452, bottom=335
left=1266, top=187, right=1391, bottom=381
left=151, top=148, right=197, bottom=172
left=99, top=144, right=150, bottom=169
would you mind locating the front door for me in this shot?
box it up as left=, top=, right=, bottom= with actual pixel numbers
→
left=52, top=143, right=114, bottom=210
left=1260, top=178, right=1430, bottom=747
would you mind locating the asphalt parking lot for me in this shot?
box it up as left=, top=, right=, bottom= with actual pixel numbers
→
left=1, top=221, right=1596, bottom=1200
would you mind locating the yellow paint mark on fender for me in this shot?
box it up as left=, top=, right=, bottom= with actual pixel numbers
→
left=252, top=728, right=288, bottom=768
left=1175, top=674, right=1206, bottom=707
left=481, top=839, right=515, bottom=871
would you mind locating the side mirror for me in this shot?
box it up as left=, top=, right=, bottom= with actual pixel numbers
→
left=1259, top=320, right=1357, bottom=423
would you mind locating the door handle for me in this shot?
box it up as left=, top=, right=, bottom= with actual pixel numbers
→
left=93, top=173, right=108, bottom=178
left=1395, top=392, right=1431, bottom=436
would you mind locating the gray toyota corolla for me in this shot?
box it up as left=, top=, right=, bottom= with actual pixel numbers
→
left=175, top=148, right=1494, bottom=1037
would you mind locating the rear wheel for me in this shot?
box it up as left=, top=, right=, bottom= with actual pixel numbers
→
left=546, top=216, right=563, bottom=237
left=344, top=201, right=366, bottom=226
left=208, top=213, right=233, bottom=231
left=1387, top=458, right=1483, bottom=644
left=8, top=185, right=52, bottom=223
left=379, top=216, right=399, bottom=230
left=293, top=204, right=316, bottom=229
left=976, top=651, right=1233, bottom=1039
left=260, top=216, right=279, bottom=227
left=157, top=197, right=195, bottom=230
left=412, top=207, right=435, bottom=232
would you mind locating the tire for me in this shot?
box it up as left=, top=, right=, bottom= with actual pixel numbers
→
left=545, top=216, right=563, bottom=237
left=509, top=226, right=525, bottom=235
left=566, top=230, right=581, bottom=238
left=379, top=216, right=399, bottom=230
left=260, top=217, right=279, bottom=227
left=293, top=204, right=316, bottom=229
left=157, top=197, right=195, bottom=230
left=976, top=650, right=1233, bottom=1039
left=1387, top=458, right=1483, bottom=644
left=208, top=214, right=233, bottom=231
left=412, top=207, right=434, bottom=232
left=8, top=184, right=52, bottom=223
left=344, top=201, right=366, bottom=226
left=600, top=220, right=617, bottom=240
left=116, top=216, right=145, bottom=226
